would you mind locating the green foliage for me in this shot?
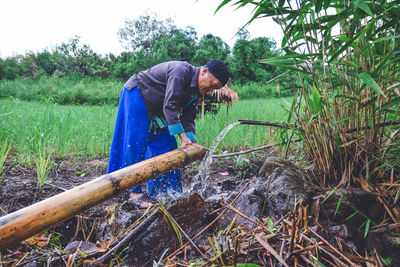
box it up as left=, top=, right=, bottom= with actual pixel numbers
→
left=231, top=37, right=278, bottom=83
left=218, top=0, right=400, bottom=186
left=54, top=36, right=107, bottom=77
left=153, top=27, right=198, bottom=62
left=0, top=76, right=122, bottom=105
left=193, top=34, right=231, bottom=65
left=229, top=82, right=278, bottom=100
left=0, top=96, right=287, bottom=160
left=34, top=149, right=51, bottom=189
left=1, top=57, right=22, bottom=80
left=0, top=98, right=116, bottom=158
left=0, top=12, right=285, bottom=86
left=0, top=140, right=11, bottom=181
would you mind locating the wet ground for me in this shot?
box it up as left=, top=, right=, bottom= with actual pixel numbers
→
left=0, top=152, right=263, bottom=264
left=1, top=153, right=399, bottom=266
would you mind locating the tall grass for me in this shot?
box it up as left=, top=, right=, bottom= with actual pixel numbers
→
left=0, top=98, right=116, bottom=159
left=0, top=140, right=11, bottom=181
left=0, top=97, right=288, bottom=161
left=0, top=76, right=294, bottom=107
left=230, top=81, right=296, bottom=99
left=196, top=97, right=292, bottom=150
left=0, top=76, right=123, bottom=105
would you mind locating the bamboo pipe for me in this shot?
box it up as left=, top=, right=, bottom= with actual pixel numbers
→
left=0, top=146, right=207, bottom=249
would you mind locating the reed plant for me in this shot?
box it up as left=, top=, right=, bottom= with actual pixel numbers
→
left=34, top=149, right=51, bottom=189
left=0, top=140, right=11, bottom=181
left=218, top=0, right=400, bottom=187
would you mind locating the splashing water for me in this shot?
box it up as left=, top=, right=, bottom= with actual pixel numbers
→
left=194, top=121, right=241, bottom=184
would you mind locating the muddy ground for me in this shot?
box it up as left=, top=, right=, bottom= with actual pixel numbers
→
left=1, top=153, right=399, bottom=266
left=0, top=152, right=265, bottom=265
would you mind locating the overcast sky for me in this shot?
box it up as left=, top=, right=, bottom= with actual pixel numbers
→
left=0, top=0, right=283, bottom=58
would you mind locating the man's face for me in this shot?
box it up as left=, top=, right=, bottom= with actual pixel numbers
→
left=198, top=68, right=223, bottom=95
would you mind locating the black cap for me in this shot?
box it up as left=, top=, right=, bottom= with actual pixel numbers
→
left=205, top=60, right=232, bottom=86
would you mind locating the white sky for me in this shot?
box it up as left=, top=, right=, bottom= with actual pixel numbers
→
left=0, top=0, right=284, bottom=59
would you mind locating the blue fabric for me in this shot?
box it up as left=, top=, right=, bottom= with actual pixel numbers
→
left=184, top=92, right=198, bottom=109
left=185, top=132, right=196, bottom=142
left=145, top=128, right=182, bottom=198
left=168, top=123, right=184, bottom=135
left=107, top=87, right=182, bottom=197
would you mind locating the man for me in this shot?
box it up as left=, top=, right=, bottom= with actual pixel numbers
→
left=107, top=60, right=231, bottom=204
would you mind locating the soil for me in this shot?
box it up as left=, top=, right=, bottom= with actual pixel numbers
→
left=0, top=152, right=263, bottom=265
left=1, top=153, right=399, bottom=266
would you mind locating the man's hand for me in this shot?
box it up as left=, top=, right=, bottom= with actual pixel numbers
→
left=179, top=133, right=193, bottom=148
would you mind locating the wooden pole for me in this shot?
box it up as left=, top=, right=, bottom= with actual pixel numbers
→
left=201, top=95, right=205, bottom=120
left=0, top=146, right=207, bottom=249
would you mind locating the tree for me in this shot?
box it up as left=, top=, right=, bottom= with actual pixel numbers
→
left=54, top=36, right=104, bottom=77
left=192, top=34, right=231, bottom=66
left=118, top=12, right=175, bottom=52
left=231, top=37, right=278, bottom=83
left=152, top=27, right=198, bottom=62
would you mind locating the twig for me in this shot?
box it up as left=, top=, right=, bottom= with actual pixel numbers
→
left=44, top=181, right=67, bottom=192
left=238, top=120, right=291, bottom=128
left=90, top=208, right=159, bottom=265
left=163, top=210, right=205, bottom=257
left=291, top=242, right=323, bottom=254
left=255, top=234, right=289, bottom=267
left=300, top=232, right=348, bottom=267
left=212, top=143, right=281, bottom=158
left=219, top=201, right=274, bottom=234
left=0, top=207, right=8, bottom=215
left=307, top=227, right=357, bottom=267
left=164, top=182, right=250, bottom=261
left=371, top=222, right=400, bottom=233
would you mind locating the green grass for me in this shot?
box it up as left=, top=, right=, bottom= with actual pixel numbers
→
left=0, top=98, right=116, bottom=159
left=196, top=97, right=291, bottom=151
left=0, top=76, right=295, bottom=107
left=0, top=76, right=123, bottom=105
left=0, top=96, right=289, bottom=161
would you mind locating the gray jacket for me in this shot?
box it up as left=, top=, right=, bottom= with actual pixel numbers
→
left=124, top=61, right=200, bottom=140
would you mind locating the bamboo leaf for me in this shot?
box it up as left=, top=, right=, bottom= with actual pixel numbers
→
left=357, top=72, right=386, bottom=97
left=315, top=0, right=323, bottom=13
left=215, top=0, right=233, bottom=14
left=334, top=194, right=343, bottom=216
left=364, top=219, right=370, bottom=238
left=323, top=187, right=337, bottom=203
left=344, top=210, right=359, bottom=221
left=354, top=0, right=373, bottom=16
left=312, top=85, right=322, bottom=114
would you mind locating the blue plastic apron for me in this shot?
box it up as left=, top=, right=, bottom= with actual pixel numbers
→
left=107, top=87, right=182, bottom=198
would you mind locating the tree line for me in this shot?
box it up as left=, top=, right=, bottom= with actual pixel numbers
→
left=0, top=13, right=297, bottom=87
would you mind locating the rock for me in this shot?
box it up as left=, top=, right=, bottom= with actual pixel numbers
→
left=257, top=157, right=310, bottom=217
left=315, top=188, right=385, bottom=226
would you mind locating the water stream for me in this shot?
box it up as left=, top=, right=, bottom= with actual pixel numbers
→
left=193, top=121, right=241, bottom=186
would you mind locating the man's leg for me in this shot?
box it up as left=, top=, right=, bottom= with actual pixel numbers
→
left=145, top=128, right=182, bottom=198
left=107, top=87, right=149, bottom=193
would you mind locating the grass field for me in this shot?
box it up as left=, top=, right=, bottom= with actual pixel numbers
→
left=0, top=95, right=290, bottom=163
left=0, top=76, right=293, bottom=106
